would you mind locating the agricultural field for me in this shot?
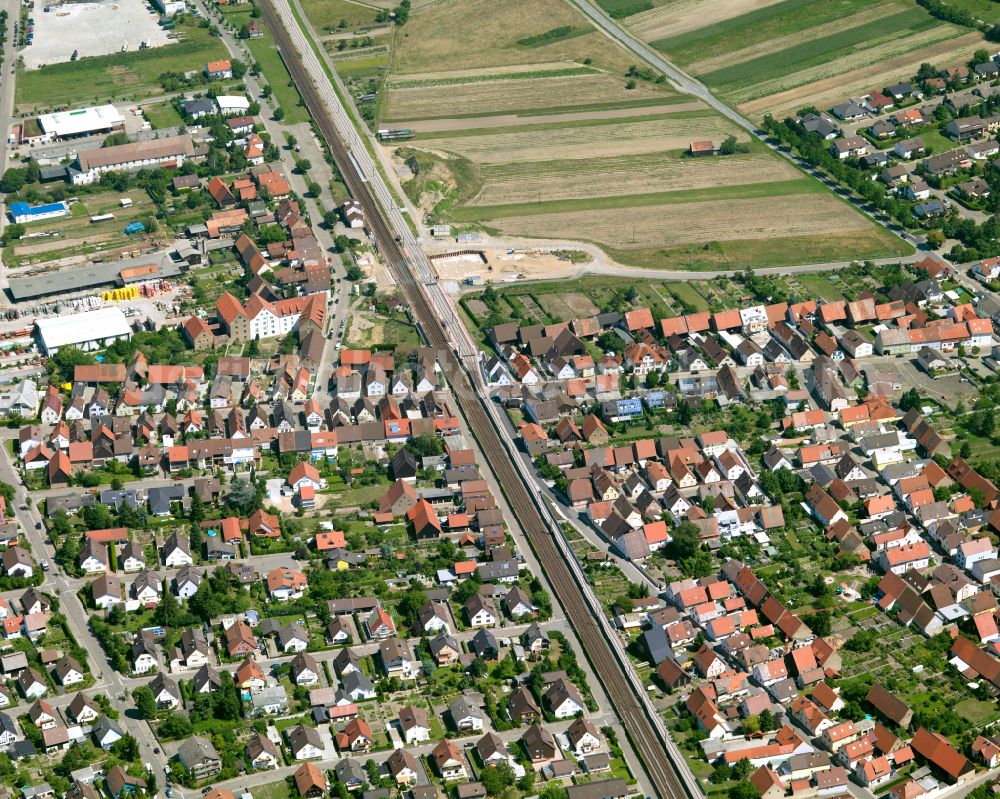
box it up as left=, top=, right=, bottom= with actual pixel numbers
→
left=15, top=22, right=229, bottom=112
left=477, top=188, right=905, bottom=269
left=382, top=66, right=674, bottom=121
left=629, top=0, right=987, bottom=120
left=377, top=0, right=909, bottom=269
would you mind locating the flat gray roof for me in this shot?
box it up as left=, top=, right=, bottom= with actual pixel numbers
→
left=8, top=252, right=182, bottom=301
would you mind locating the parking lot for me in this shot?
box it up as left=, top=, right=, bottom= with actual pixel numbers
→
left=23, top=0, right=172, bottom=69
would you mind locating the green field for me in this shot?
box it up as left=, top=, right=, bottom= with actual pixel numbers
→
left=651, top=0, right=886, bottom=65
left=596, top=0, right=658, bottom=19
left=244, top=20, right=310, bottom=124
left=937, top=0, right=1000, bottom=19
left=15, top=24, right=229, bottom=111
left=695, top=9, right=937, bottom=92
left=332, top=52, right=389, bottom=81
left=300, top=0, right=381, bottom=33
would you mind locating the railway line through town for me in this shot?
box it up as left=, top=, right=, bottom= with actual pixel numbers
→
left=257, top=1, right=700, bottom=797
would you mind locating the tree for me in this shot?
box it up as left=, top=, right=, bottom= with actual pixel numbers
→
left=132, top=686, right=157, bottom=720
left=112, top=733, right=140, bottom=762
left=720, top=135, right=738, bottom=155
left=0, top=168, right=27, bottom=194
left=2, top=223, right=24, bottom=244
left=971, top=486, right=987, bottom=508
left=273, top=107, right=285, bottom=121
left=158, top=714, right=192, bottom=739
left=926, top=229, right=946, bottom=248
left=810, top=611, right=833, bottom=637
left=480, top=762, right=515, bottom=796
left=728, top=781, right=758, bottom=799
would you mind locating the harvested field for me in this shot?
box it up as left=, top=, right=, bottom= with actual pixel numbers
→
left=604, top=229, right=910, bottom=269
left=740, top=30, right=986, bottom=117
left=415, top=114, right=745, bottom=163
left=382, top=71, right=666, bottom=120
left=629, top=0, right=786, bottom=41
left=468, top=149, right=799, bottom=206
left=391, top=0, right=640, bottom=75
left=488, top=192, right=875, bottom=251
left=396, top=101, right=705, bottom=133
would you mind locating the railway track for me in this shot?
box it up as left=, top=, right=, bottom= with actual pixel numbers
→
left=258, top=4, right=697, bottom=796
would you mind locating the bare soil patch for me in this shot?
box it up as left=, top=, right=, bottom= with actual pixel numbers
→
left=432, top=247, right=579, bottom=283
left=539, top=292, right=599, bottom=319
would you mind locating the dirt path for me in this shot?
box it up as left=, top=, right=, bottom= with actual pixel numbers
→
left=393, top=100, right=707, bottom=133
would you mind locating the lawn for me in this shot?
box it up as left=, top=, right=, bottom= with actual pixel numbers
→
left=15, top=23, right=229, bottom=111
left=251, top=780, right=292, bottom=799
left=245, top=23, right=310, bottom=124
left=669, top=282, right=710, bottom=312
left=143, top=100, right=184, bottom=130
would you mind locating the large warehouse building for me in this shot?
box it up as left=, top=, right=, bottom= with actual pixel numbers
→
left=38, top=104, right=126, bottom=142
left=72, top=134, right=195, bottom=185
left=7, top=251, right=183, bottom=302
left=34, top=307, right=133, bottom=355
